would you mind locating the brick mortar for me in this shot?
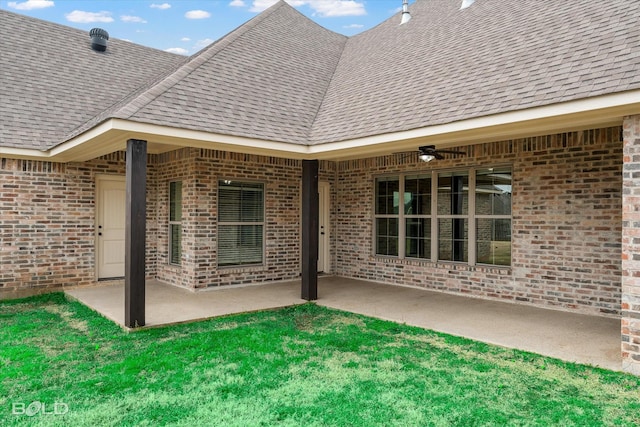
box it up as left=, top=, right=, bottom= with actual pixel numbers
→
left=622, top=115, right=640, bottom=372
left=0, top=127, right=623, bottom=321
left=335, top=127, right=622, bottom=317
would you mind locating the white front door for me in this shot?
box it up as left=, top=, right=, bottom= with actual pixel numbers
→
left=96, top=176, right=126, bottom=279
left=318, top=182, right=330, bottom=273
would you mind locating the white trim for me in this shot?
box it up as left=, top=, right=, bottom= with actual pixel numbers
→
left=0, top=147, right=50, bottom=159
left=307, top=90, right=640, bottom=157
left=2, top=89, right=640, bottom=162
left=51, top=121, right=119, bottom=157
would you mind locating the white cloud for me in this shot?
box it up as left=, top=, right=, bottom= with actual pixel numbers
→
left=248, top=0, right=274, bottom=12
left=150, top=3, right=171, bottom=10
left=181, top=37, right=191, bottom=42
left=185, top=10, right=211, bottom=19
left=342, top=23, right=363, bottom=29
left=65, top=10, right=114, bottom=23
left=229, top=0, right=245, bottom=6
left=250, top=0, right=365, bottom=17
left=7, top=0, right=53, bottom=10
left=165, top=47, right=189, bottom=55
left=308, top=1, right=365, bottom=17
left=121, top=15, right=147, bottom=23
left=194, top=38, right=215, bottom=50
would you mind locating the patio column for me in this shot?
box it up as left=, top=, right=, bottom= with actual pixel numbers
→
left=622, top=115, right=640, bottom=374
left=301, top=159, right=319, bottom=300
left=125, top=139, right=147, bottom=328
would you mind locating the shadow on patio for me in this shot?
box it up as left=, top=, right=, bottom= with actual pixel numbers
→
left=66, top=276, right=621, bottom=372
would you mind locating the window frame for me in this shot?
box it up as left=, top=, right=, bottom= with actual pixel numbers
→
left=373, top=165, right=512, bottom=267
left=404, top=173, right=433, bottom=260
left=217, top=179, right=266, bottom=268
left=168, top=180, right=182, bottom=266
left=474, top=167, right=513, bottom=266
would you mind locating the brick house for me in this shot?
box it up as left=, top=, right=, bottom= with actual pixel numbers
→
left=2, top=0, right=640, bottom=373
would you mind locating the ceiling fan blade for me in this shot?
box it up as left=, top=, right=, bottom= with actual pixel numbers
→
left=436, top=149, right=466, bottom=155
left=393, top=152, right=420, bottom=161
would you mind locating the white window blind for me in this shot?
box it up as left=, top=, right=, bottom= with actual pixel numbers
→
left=218, top=181, right=264, bottom=267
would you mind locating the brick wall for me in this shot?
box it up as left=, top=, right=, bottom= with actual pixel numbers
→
left=622, top=115, right=640, bottom=374
left=0, top=127, right=623, bottom=318
left=0, top=153, right=160, bottom=295
left=1, top=149, right=339, bottom=294
left=335, top=126, right=622, bottom=316
left=154, top=149, right=333, bottom=289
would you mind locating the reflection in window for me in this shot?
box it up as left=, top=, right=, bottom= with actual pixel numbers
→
left=476, top=168, right=512, bottom=265
left=373, top=167, right=512, bottom=266
left=169, top=181, right=182, bottom=265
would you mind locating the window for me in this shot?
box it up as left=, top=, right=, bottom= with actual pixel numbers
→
left=169, top=181, right=182, bottom=265
left=374, top=167, right=512, bottom=266
left=475, top=167, right=512, bottom=266
left=375, top=176, right=399, bottom=256
left=218, top=180, right=264, bottom=267
left=405, top=174, right=432, bottom=259
left=437, top=171, right=469, bottom=262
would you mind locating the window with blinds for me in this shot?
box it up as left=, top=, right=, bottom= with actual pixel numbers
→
left=218, top=180, right=264, bottom=267
left=169, top=181, right=182, bottom=265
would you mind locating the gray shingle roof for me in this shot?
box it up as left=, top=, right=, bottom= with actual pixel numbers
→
left=68, top=1, right=347, bottom=144
left=2, top=0, right=640, bottom=151
left=309, top=0, right=640, bottom=144
left=0, top=9, right=184, bottom=150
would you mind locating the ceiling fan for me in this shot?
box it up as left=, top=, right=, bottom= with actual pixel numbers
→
left=399, top=145, right=466, bottom=162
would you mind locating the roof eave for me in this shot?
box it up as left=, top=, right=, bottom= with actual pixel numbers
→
left=308, top=89, right=640, bottom=160
left=2, top=89, right=639, bottom=163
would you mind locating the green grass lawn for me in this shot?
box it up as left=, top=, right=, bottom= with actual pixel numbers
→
left=1, top=294, right=639, bottom=426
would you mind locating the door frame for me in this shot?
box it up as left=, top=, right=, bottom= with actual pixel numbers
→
left=95, top=174, right=126, bottom=279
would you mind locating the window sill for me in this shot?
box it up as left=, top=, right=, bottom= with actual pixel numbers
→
left=217, top=264, right=266, bottom=273
left=373, top=255, right=512, bottom=274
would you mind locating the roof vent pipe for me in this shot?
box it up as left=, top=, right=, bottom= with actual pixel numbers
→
left=400, top=0, right=411, bottom=24
left=89, top=28, right=109, bottom=52
left=460, top=0, right=476, bottom=9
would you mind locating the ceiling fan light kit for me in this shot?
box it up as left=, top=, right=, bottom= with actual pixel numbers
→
left=419, top=153, right=436, bottom=162
left=417, top=145, right=466, bottom=162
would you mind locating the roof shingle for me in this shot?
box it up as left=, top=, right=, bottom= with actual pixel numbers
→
left=2, top=0, right=640, bottom=151
left=309, top=0, right=640, bottom=144
left=0, top=9, right=184, bottom=150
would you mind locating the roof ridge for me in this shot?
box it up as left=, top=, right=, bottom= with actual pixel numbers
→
left=305, top=38, right=349, bottom=142
left=62, top=1, right=289, bottom=143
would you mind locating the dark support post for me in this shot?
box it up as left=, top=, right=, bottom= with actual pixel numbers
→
left=301, top=159, right=319, bottom=301
left=125, top=139, right=147, bottom=328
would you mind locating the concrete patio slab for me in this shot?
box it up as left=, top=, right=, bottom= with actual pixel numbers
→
left=65, top=276, right=621, bottom=372
left=65, top=279, right=306, bottom=327
left=316, top=277, right=621, bottom=372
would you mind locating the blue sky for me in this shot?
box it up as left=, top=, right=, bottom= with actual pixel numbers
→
left=0, top=0, right=409, bottom=55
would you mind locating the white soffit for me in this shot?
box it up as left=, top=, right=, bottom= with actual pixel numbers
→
left=1, top=89, right=639, bottom=163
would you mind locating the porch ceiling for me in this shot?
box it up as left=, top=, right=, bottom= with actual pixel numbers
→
left=2, top=90, right=639, bottom=163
